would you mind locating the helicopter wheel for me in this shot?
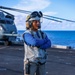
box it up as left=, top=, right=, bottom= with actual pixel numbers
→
left=4, top=41, right=12, bottom=46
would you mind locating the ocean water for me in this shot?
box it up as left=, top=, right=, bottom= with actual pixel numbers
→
left=17, top=30, right=75, bottom=48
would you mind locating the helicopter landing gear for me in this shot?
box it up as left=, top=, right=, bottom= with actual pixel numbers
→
left=4, top=41, right=12, bottom=46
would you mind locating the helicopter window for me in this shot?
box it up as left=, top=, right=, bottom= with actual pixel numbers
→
left=0, top=20, right=14, bottom=24
left=6, top=20, right=11, bottom=24
left=0, top=20, right=6, bottom=24
left=5, top=20, right=13, bottom=24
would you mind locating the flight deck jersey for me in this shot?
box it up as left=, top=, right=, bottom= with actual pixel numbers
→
left=23, top=30, right=51, bottom=64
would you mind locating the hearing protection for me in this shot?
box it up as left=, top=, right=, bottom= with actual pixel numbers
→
left=26, top=11, right=43, bottom=29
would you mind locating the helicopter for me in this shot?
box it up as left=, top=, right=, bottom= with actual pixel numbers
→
left=0, top=8, right=17, bottom=45
left=0, top=6, right=75, bottom=46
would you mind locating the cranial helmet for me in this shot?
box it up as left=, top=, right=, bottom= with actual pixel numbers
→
left=26, top=11, right=43, bottom=29
left=26, top=11, right=43, bottom=22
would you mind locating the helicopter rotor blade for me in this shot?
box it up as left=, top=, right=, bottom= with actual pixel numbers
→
left=0, top=9, right=14, bottom=16
left=0, top=6, right=75, bottom=23
left=0, top=6, right=62, bottom=22
left=43, top=17, right=62, bottom=22
left=44, top=15, right=75, bottom=23
left=0, top=6, right=31, bottom=14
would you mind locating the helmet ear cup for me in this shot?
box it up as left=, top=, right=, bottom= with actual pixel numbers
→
left=26, top=22, right=29, bottom=29
left=29, top=21, right=32, bottom=28
left=26, top=21, right=32, bottom=29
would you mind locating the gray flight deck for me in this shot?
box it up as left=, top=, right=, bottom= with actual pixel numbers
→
left=0, top=43, right=75, bottom=75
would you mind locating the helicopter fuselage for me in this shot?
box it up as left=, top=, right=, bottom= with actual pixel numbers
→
left=0, top=11, right=17, bottom=45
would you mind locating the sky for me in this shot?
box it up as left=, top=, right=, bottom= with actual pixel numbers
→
left=0, top=0, right=75, bottom=31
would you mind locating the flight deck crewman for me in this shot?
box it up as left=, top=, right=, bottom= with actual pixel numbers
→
left=23, top=11, right=51, bottom=75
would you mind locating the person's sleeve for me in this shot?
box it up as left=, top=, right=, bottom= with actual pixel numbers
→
left=23, top=33, right=47, bottom=46
left=40, top=39, right=51, bottom=49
